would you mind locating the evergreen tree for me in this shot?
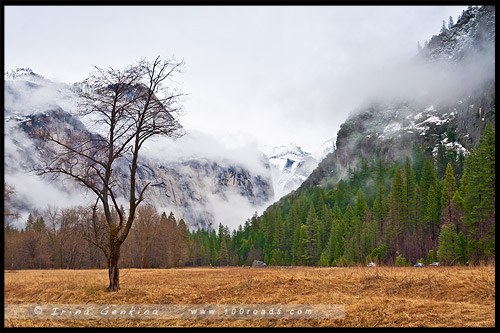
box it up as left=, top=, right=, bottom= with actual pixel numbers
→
left=25, top=213, right=35, bottom=232
left=176, top=219, right=190, bottom=266
left=426, top=185, right=440, bottom=243
left=448, top=15, right=454, bottom=28
left=404, top=157, right=417, bottom=234
left=455, top=231, right=468, bottom=264
left=298, top=224, right=312, bottom=265
left=440, top=20, right=447, bottom=33
left=461, top=122, right=495, bottom=261
left=219, top=237, right=229, bottom=266
left=332, top=219, right=345, bottom=262
left=441, top=163, right=458, bottom=226
left=305, top=203, right=321, bottom=263
left=450, top=190, right=465, bottom=234
left=208, top=230, right=218, bottom=265
left=437, top=223, right=458, bottom=265
left=420, top=159, right=438, bottom=213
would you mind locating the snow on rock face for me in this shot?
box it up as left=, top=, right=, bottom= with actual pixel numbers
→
left=383, top=123, right=402, bottom=133
left=262, top=144, right=319, bottom=200
left=5, top=69, right=78, bottom=118
left=421, top=6, right=495, bottom=63
left=4, top=68, right=43, bottom=81
left=432, top=137, right=469, bottom=159
left=4, top=72, right=275, bottom=231
left=334, top=93, right=483, bottom=171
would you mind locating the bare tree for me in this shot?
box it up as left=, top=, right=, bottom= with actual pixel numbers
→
left=121, top=204, right=161, bottom=268
left=4, top=183, right=20, bottom=225
left=34, top=56, right=184, bottom=291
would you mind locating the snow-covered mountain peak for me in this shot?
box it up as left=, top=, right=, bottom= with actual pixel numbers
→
left=262, top=143, right=319, bottom=200
left=262, top=143, right=307, bottom=160
left=5, top=68, right=44, bottom=82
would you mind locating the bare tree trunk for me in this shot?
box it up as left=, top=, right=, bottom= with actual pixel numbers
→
left=107, top=244, right=121, bottom=291
left=33, top=57, right=184, bottom=291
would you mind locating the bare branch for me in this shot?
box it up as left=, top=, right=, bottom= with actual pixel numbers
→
left=33, top=56, right=185, bottom=291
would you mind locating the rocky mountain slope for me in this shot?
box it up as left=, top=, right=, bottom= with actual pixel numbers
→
left=295, top=5, right=494, bottom=196
left=4, top=70, right=274, bottom=230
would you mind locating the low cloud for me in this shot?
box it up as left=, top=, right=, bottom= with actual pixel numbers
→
left=141, top=129, right=271, bottom=178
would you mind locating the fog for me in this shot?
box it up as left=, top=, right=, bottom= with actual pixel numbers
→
left=141, top=129, right=270, bottom=178
left=8, top=5, right=490, bottom=230
left=350, top=43, right=495, bottom=112
left=5, top=5, right=469, bottom=154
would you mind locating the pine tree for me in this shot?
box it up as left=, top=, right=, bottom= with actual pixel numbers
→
left=390, top=165, right=408, bottom=255
left=232, top=253, right=240, bottom=266
left=420, top=159, right=438, bottom=211
left=384, top=191, right=398, bottom=259
left=455, top=231, right=467, bottom=264
left=448, top=15, right=454, bottom=29
left=426, top=186, right=440, bottom=243
left=298, top=224, right=312, bottom=265
left=404, top=157, right=417, bottom=234
left=450, top=190, right=465, bottom=234
left=461, top=122, right=495, bottom=261
left=437, top=223, right=458, bottom=265
left=441, top=20, right=447, bottom=33
left=305, top=203, right=321, bottom=263
left=441, top=163, right=458, bottom=226
left=420, top=159, right=439, bottom=245
left=283, top=206, right=297, bottom=250
left=25, top=213, right=35, bottom=232
left=332, top=219, right=345, bottom=262
left=208, top=230, right=218, bottom=265
left=219, top=237, right=229, bottom=266
left=33, top=216, right=47, bottom=234
left=176, top=219, right=190, bottom=266
left=291, top=220, right=301, bottom=263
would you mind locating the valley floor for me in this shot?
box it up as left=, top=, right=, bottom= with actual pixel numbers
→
left=4, top=266, right=495, bottom=327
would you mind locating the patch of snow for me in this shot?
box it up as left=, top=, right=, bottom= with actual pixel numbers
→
left=413, top=112, right=423, bottom=120
left=384, top=123, right=401, bottom=133
left=432, top=137, right=469, bottom=158
left=415, top=125, right=430, bottom=135
left=420, top=116, right=448, bottom=126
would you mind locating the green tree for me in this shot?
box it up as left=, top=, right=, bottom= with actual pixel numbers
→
left=219, top=237, right=229, bottom=266
left=208, top=230, right=218, bottom=265
left=426, top=249, right=437, bottom=264
left=455, top=231, right=468, bottom=264
left=297, top=224, right=312, bottom=265
left=395, top=253, right=407, bottom=266
left=441, top=163, right=458, bottom=224
left=437, top=223, right=458, bottom=265
left=305, top=203, right=321, bottom=263
left=460, top=122, right=495, bottom=261
left=420, top=159, right=438, bottom=217
left=404, top=157, right=417, bottom=233
left=425, top=185, right=440, bottom=244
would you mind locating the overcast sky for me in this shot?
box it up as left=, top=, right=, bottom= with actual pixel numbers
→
left=4, top=5, right=467, bottom=155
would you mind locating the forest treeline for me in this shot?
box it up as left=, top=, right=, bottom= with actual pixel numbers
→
left=4, top=123, right=495, bottom=269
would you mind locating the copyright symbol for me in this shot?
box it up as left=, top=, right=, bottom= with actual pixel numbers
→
left=34, top=306, right=43, bottom=315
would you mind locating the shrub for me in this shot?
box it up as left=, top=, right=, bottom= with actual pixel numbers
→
left=395, top=254, right=407, bottom=267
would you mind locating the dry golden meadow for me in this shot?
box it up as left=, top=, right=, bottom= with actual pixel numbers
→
left=4, top=265, right=495, bottom=328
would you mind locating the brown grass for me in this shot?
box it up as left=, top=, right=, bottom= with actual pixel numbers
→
left=4, top=265, right=495, bottom=327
